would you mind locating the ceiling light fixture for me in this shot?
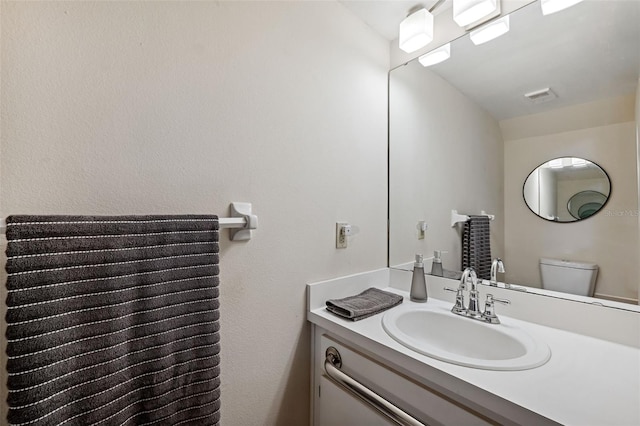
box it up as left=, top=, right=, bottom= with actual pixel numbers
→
left=571, top=158, right=587, bottom=167
left=469, top=15, right=510, bottom=45
left=547, top=159, right=564, bottom=169
left=453, top=0, right=499, bottom=27
left=399, top=8, right=434, bottom=53
left=418, top=43, right=451, bottom=67
left=541, top=0, right=584, bottom=16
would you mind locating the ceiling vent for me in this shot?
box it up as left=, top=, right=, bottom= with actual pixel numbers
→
left=524, top=87, right=557, bottom=104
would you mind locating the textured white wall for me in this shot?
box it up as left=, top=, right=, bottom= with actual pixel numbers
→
left=0, top=1, right=389, bottom=424
left=389, top=60, right=505, bottom=271
left=503, top=96, right=638, bottom=303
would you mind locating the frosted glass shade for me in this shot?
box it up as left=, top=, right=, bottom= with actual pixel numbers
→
left=418, top=44, right=451, bottom=67
left=453, top=0, right=498, bottom=27
left=541, top=0, right=584, bottom=15
left=399, top=9, right=434, bottom=53
left=469, top=15, right=509, bottom=45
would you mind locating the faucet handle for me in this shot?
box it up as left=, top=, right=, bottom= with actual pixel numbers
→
left=486, top=294, right=510, bottom=305
left=482, top=294, right=510, bottom=324
left=444, top=287, right=466, bottom=314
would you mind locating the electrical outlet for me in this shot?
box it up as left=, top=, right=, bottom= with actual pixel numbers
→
left=336, top=222, right=349, bottom=249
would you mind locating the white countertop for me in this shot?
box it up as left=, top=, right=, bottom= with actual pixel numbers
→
left=307, top=268, right=640, bottom=426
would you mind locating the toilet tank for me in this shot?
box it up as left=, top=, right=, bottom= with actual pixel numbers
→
left=539, top=258, right=598, bottom=296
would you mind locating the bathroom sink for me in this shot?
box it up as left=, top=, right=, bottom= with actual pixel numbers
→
left=382, top=304, right=550, bottom=370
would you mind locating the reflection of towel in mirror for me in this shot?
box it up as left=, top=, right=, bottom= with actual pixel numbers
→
left=462, top=215, right=492, bottom=280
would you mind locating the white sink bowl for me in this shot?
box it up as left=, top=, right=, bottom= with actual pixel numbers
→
left=382, top=304, right=551, bottom=370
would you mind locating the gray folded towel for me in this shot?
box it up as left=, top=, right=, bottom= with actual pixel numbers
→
left=326, top=288, right=403, bottom=321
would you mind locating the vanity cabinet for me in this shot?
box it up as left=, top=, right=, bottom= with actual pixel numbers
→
left=308, top=270, right=639, bottom=426
left=312, top=328, right=494, bottom=426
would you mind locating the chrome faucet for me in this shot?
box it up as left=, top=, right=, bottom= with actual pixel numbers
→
left=464, top=268, right=483, bottom=319
left=490, top=258, right=505, bottom=287
left=444, top=267, right=510, bottom=324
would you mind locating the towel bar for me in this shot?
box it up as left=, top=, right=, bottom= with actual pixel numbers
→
left=323, top=347, right=425, bottom=426
left=0, top=202, right=258, bottom=241
left=451, top=209, right=495, bottom=227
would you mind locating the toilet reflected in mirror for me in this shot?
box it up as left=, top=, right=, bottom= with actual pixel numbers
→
left=539, top=258, right=598, bottom=297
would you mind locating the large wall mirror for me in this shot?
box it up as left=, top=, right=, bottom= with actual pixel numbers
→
left=389, top=0, right=640, bottom=308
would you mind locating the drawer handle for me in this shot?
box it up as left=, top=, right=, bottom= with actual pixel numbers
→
left=324, top=347, right=425, bottom=426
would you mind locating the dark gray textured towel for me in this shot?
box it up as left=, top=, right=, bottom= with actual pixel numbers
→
left=462, top=215, right=492, bottom=280
left=5, top=215, right=220, bottom=426
left=326, top=288, right=403, bottom=321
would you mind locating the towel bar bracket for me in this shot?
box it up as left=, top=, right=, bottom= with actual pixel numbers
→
left=227, top=202, right=258, bottom=241
left=325, top=346, right=342, bottom=369
left=451, top=209, right=495, bottom=227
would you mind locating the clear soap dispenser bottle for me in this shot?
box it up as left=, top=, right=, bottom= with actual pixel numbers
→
left=410, top=254, right=428, bottom=302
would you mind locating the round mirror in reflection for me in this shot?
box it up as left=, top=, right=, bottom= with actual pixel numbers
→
left=523, top=157, right=611, bottom=223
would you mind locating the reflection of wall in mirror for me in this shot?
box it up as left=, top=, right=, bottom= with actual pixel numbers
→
left=524, top=168, right=557, bottom=220
left=503, top=94, right=638, bottom=303
left=389, top=62, right=504, bottom=270
left=539, top=168, right=557, bottom=220
left=637, top=78, right=640, bottom=305
left=634, top=75, right=640, bottom=305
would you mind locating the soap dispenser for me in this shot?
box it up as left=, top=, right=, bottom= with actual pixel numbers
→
left=430, top=250, right=445, bottom=276
left=410, top=254, right=428, bottom=302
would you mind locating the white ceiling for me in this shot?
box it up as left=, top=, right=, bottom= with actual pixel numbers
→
left=341, top=0, right=640, bottom=120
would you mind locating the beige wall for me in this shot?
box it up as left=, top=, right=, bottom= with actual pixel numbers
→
left=389, top=60, right=505, bottom=271
left=0, top=2, right=389, bottom=424
left=503, top=95, right=639, bottom=303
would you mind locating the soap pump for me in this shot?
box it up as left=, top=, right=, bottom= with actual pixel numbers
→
left=410, top=254, right=428, bottom=302
left=430, top=250, right=446, bottom=276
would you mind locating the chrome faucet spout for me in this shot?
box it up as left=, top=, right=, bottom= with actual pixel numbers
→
left=468, top=269, right=478, bottom=292
left=464, top=268, right=481, bottom=318
left=459, top=267, right=477, bottom=290
left=490, top=258, right=505, bottom=287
